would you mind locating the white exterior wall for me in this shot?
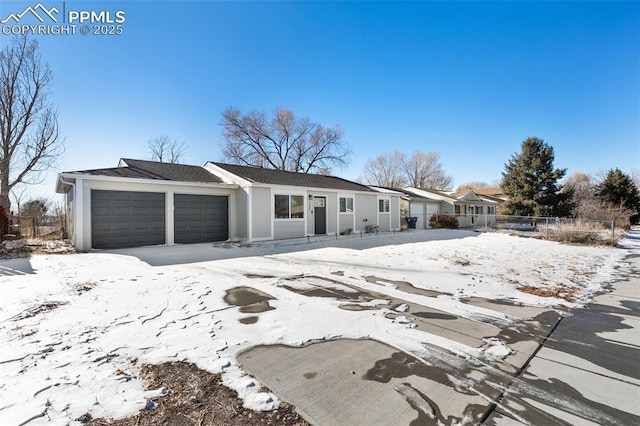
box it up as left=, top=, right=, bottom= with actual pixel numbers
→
left=354, top=193, right=377, bottom=231
left=271, top=187, right=307, bottom=240
left=72, top=178, right=236, bottom=251
left=251, top=186, right=272, bottom=240
left=390, top=196, right=401, bottom=231
left=235, top=188, right=248, bottom=239
left=337, top=192, right=356, bottom=235
left=410, top=202, right=426, bottom=229
left=409, top=201, right=440, bottom=229
left=273, top=220, right=306, bottom=239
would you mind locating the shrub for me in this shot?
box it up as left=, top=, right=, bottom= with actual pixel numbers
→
left=429, top=213, right=459, bottom=229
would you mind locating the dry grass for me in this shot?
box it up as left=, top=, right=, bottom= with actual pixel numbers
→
left=541, top=220, right=619, bottom=246
left=90, top=362, right=309, bottom=426
left=518, top=285, right=578, bottom=302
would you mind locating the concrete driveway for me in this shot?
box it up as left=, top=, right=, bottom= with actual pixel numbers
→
left=238, top=231, right=640, bottom=425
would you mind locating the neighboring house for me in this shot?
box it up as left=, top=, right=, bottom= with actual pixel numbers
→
left=471, top=187, right=508, bottom=202
left=374, top=187, right=441, bottom=230
left=56, top=159, right=402, bottom=251
left=403, top=187, right=498, bottom=228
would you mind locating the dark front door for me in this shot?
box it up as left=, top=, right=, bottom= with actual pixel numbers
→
left=314, top=196, right=326, bottom=234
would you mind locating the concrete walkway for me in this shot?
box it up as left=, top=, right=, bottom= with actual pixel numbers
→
left=487, top=229, right=640, bottom=425
left=238, top=230, right=640, bottom=425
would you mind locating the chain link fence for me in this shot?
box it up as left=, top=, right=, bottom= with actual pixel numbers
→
left=483, top=215, right=619, bottom=244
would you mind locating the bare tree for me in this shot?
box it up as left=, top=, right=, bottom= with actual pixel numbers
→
left=563, top=171, right=593, bottom=216
left=221, top=106, right=351, bottom=174
left=403, top=150, right=453, bottom=190
left=0, top=35, right=62, bottom=236
left=362, top=150, right=453, bottom=190
left=362, top=151, right=407, bottom=188
left=456, top=181, right=501, bottom=191
left=10, top=184, right=29, bottom=215
left=147, top=135, right=187, bottom=163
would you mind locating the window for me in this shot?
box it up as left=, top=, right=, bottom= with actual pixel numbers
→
left=378, top=199, right=390, bottom=213
left=339, top=197, right=354, bottom=213
left=487, top=206, right=495, bottom=215
left=455, top=204, right=461, bottom=215
left=475, top=206, right=483, bottom=214
left=291, top=195, right=304, bottom=218
left=275, top=195, right=304, bottom=219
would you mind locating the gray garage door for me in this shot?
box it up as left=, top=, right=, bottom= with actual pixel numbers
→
left=91, top=190, right=166, bottom=249
left=174, top=194, right=228, bottom=244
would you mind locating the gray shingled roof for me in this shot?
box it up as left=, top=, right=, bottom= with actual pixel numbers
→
left=212, top=163, right=375, bottom=192
left=64, top=159, right=224, bottom=184
left=66, top=166, right=166, bottom=180
left=121, top=159, right=224, bottom=183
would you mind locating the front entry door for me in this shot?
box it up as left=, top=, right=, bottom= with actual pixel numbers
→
left=314, top=196, right=327, bottom=234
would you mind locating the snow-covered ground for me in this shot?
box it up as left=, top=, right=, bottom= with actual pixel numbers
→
left=0, top=229, right=626, bottom=425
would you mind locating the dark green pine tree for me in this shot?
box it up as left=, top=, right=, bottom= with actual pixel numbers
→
left=595, top=168, right=640, bottom=224
left=500, top=137, right=573, bottom=217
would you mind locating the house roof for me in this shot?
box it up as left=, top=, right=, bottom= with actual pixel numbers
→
left=64, top=166, right=167, bottom=180
left=377, top=187, right=441, bottom=201
left=405, top=187, right=497, bottom=204
left=120, top=159, right=224, bottom=183
left=368, top=186, right=406, bottom=196
left=404, top=187, right=455, bottom=201
left=61, top=159, right=224, bottom=184
left=471, top=187, right=506, bottom=197
left=210, top=162, right=376, bottom=192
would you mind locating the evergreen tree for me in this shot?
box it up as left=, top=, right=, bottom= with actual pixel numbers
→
left=500, top=137, right=572, bottom=217
left=595, top=168, right=640, bottom=224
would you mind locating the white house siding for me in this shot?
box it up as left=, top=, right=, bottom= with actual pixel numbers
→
left=274, top=220, right=305, bottom=239
left=251, top=186, right=272, bottom=240
left=409, top=202, right=426, bottom=229
left=339, top=214, right=355, bottom=234
left=439, top=201, right=455, bottom=214
left=390, top=197, right=400, bottom=231
left=354, top=194, right=377, bottom=231
left=378, top=213, right=391, bottom=232
left=72, top=178, right=236, bottom=251
left=234, top=188, right=248, bottom=239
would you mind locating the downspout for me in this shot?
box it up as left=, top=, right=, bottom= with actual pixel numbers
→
left=59, top=177, right=75, bottom=242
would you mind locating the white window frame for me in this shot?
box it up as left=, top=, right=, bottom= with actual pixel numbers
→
left=339, top=196, right=354, bottom=213
left=274, top=194, right=305, bottom=220
left=378, top=198, right=390, bottom=213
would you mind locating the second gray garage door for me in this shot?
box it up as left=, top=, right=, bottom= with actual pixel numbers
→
left=91, top=190, right=166, bottom=249
left=174, top=194, right=228, bottom=244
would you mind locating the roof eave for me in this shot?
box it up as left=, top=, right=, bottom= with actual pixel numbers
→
left=54, top=172, right=238, bottom=192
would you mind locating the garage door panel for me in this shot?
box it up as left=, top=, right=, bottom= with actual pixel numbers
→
left=174, top=194, right=228, bottom=244
left=91, top=190, right=166, bottom=249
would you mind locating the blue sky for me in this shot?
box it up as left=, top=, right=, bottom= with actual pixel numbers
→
left=1, top=0, right=639, bottom=200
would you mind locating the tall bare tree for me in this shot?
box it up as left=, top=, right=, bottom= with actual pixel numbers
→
left=362, top=151, right=407, bottom=188
left=147, top=135, right=187, bottom=163
left=221, top=106, right=351, bottom=174
left=403, top=150, right=452, bottom=190
left=0, top=35, right=61, bottom=236
left=563, top=171, right=593, bottom=216
left=362, top=150, right=453, bottom=190
left=10, top=184, right=29, bottom=215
